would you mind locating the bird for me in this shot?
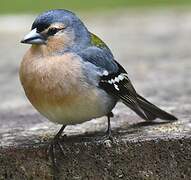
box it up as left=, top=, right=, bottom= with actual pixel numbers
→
left=20, top=9, right=177, bottom=165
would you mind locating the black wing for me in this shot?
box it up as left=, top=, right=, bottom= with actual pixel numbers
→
left=99, top=61, right=177, bottom=121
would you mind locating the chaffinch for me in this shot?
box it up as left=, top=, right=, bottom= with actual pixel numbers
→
left=20, top=9, right=177, bottom=165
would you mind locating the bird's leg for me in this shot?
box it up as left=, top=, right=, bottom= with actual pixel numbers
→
left=106, top=112, right=113, bottom=136
left=104, top=112, right=114, bottom=141
left=48, top=125, right=66, bottom=171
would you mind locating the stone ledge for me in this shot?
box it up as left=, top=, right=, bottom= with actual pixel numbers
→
left=0, top=133, right=190, bottom=180
left=0, top=105, right=190, bottom=180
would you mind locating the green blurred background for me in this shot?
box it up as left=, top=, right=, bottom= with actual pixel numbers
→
left=0, top=0, right=191, bottom=14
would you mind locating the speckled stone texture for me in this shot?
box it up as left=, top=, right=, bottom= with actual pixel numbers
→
left=0, top=10, right=190, bottom=179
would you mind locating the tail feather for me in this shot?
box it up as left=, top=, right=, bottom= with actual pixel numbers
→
left=136, top=94, right=177, bottom=121
left=121, top=97, right=149, bottom=120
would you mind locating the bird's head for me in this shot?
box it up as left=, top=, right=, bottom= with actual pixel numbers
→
left=21, top=9, right=90, bottom=52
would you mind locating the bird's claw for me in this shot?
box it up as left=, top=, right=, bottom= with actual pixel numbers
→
left=48, top=142, right=58, bottom=172
left=96, top=129, right=114, bottom=144
left=47, top=136, right=66, bottom=172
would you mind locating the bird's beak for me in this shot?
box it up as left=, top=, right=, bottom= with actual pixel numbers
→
left=21, top=28, right=46, bottom=45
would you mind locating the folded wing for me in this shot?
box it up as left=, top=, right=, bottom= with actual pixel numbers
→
left=99, top=61, right=177, bottom=121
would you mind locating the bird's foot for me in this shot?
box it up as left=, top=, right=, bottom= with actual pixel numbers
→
left=47, top=135, right=66, bottom=173
left=105, top=128, right=113, bottom=141
left=97, top=129, right=114, bottom=144
left=47, top=125, right=66, bottom=172
left=47, top=125, right=66, bottom=180
left=97, top=112, right=115, bottom=143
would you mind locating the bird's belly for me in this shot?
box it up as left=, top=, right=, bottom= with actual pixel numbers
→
left=25, top=85, right=115, bottom=125
left=20, top=52, right=116, bottom=125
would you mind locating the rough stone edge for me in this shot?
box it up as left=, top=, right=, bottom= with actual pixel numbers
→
left=0, top=132, right=190, bottom=180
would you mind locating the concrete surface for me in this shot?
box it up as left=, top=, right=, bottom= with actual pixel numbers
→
left=0, top=10, right=190, bottom=179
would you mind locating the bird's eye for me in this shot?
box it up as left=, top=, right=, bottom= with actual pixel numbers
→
left=47, top=28, right=59, bottom=36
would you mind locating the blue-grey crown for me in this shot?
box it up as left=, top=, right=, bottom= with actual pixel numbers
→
left=32, top=9, right=76, bottom=31
left=32, top=9, right=91, bottom=49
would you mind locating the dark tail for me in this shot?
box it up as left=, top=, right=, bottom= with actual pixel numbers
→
left=134, top=94, right=177, bottom=121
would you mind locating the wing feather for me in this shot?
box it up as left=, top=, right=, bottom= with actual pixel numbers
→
left=99, top=61, right=177, bottom=121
